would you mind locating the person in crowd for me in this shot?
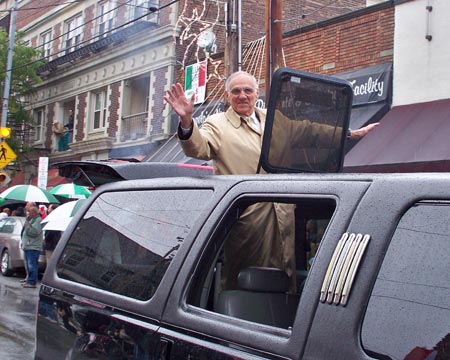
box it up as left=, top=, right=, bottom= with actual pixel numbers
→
left=43, top=203, right=62, bottom=264
left=164, top=70, right=378, bottom=290
left=53, top=120, right=66, bottom=152
left=64, top=109, right=74, bottom=148
left=13, top=206, right=25, bottom=217
left=39, top=205, right=47, bottom=219
left=21, top=204, right=42, bottom=288
left=0, top=207, right=10, bottom=220
left=20, top=202, right=36, bottom=283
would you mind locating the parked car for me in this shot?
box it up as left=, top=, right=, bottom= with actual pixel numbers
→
left=34, top=70, right=449, bottom=360
left=0, top=216, right=46, bottom=276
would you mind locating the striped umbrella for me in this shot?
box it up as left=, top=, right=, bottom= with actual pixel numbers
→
left=50, top=183, right=91, bottom=199
left=42, top=199, right=86, bottom=231
left=0, top=185, right=60, bottom=203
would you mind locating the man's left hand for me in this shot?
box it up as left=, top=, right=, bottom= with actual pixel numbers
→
left=349, top=122, right=379, bottom=140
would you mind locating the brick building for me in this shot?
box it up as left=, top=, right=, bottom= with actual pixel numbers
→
left=0, top=0, right=371, bottom=185
left=156, top=0, right=450, bottom=173
left=3, top=0, right=447, bottom=184
left=151, top=1, right=395, bottom=162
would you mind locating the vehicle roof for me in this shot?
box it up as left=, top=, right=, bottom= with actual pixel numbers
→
left=52, top=160, right=213, bottom=188
left=89, top=171, right=450, bottom=193
left=52, top=157, right=450, bottom=193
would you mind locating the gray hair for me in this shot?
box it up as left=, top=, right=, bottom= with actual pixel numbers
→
left=225, top=71, right=258, bottom=91
left=29, top=206, right=40, bottom=216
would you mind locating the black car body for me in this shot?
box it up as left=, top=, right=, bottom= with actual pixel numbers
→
left=35, top=173, right=450, bottom=360
left=34, top=70, right=449, bottom=360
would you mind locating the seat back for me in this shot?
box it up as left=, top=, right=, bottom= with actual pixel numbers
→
left=215, top=267, right=300, bottom=328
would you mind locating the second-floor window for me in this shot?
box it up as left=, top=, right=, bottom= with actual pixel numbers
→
left=34, top=108, right=45, bottom=142
left=92, top=90, right=107, bottom=130
left=99, top=1, right=115, bottom=38
left=133, top=0, right=159, bottom=24
left=40, top=30, right=52, bottom=59
left=65, top=15, right=83, bottom=54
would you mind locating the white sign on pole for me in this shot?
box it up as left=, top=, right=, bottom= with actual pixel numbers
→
left=38, top=156, right=49, bottom=189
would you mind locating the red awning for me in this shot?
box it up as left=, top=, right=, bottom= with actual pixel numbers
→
left=344, top=98, right=450, bottom=172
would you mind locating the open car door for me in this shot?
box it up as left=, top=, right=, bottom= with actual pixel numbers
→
left=260, top=68, right=353, bottom=173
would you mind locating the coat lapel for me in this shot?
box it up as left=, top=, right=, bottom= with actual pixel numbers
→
left=225, top=107, right=242, bottom=129
left=225, top=107, right=266, bottom=136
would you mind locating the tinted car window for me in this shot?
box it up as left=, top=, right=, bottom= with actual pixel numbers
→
left=188, top=196, right=335, bottom=329
left=57, top=189, right=212, bottom=300
left=362, top=201, right=450, bottom=359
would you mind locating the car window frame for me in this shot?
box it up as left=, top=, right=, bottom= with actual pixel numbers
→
left=361, top=200, right=450, bottom=360
left=42, top=177, right=227, bottom=321
left=161, top=178, right=371, bottom=359
left=303, top=176, right=450, bottom=360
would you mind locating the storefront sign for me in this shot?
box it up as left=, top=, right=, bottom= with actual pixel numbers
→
left=336, top=62, right=392, bottom=106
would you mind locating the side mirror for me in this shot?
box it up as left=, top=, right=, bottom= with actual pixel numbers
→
left=260, top=68, right=353, bottom=173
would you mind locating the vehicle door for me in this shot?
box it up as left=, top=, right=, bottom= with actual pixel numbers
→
left=35, top=177, right=219, bottom=359
left=301, top=174, right=450, bottom=360
left=0, top=217, right=24, bottom=276
left=154, top=68, right=357, bottom=359
left=159, top=176, right=371, bottom=359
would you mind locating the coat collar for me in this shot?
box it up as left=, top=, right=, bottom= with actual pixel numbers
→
left=225, top=107, right=265, bottom=129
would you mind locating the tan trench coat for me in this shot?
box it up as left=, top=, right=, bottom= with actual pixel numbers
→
left=179, top=106, right=342, bottom=290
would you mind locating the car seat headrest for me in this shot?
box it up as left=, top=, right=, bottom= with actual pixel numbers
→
left=237, top=267, right=290, bottom=293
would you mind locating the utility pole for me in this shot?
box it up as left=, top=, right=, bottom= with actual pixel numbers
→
left=1, top=0, right=18, bottom=138
left=224, top=0, right=241, bottom=79
left=265, top=0, right=283, bottom=100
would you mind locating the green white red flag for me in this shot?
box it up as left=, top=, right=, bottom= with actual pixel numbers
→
left=185, top=60, right=207, bottom=105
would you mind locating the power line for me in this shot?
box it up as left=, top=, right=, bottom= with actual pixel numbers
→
left=36, top=0, right=134, bottom=55
left=1, top=1, right=177, bottom=76
left=0, top=0, right=81, bottom=13
left=0, top=0, right=83, bottom=26
left=5, top=0, right=149, bottom=51
left=37, top=1, right=169, bottom=62
left=274, top=0, right=365, bottom=23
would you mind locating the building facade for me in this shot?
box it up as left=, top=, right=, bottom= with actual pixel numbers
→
left=345, top=0, right=450, bottom=172
left=5, top=0, right=446, bottom=184
left=22, top=0, right=174, bottom=160
left=0, top=0, right=371, bottom=185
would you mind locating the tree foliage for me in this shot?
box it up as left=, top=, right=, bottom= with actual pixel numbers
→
left=0, top=29, right=44, bottom=154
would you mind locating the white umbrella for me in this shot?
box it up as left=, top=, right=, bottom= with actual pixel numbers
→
left=42, top=199, right=86, bottom=231
left=0, top=184, right=60, bottom=203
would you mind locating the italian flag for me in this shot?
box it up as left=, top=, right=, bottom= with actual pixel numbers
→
left=185, top=60, right=207, bottom=105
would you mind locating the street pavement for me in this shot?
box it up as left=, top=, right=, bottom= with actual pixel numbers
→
left=0, top=273, right=40, bottom=360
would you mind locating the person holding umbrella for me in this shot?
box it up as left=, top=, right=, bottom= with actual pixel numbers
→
left=21, top=205, right=43, bottom=288
left=20, top=201, right=35, bottom=283
left=43, top=203, right=62, bottom=263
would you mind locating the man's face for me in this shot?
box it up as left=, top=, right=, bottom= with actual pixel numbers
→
left=29, top=207, right=39, bottom=218
left=225, top=74, right=259, bottom=117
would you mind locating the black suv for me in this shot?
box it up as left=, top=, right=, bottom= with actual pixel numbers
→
left=35, top=70, right=450, bottom=360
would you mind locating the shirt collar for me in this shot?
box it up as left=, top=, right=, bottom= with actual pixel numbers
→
left=226, top=108, right=262, bottom=128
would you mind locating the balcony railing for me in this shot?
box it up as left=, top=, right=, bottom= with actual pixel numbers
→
left=121, top=112, right=148, bottom=142
left=37, top=21, right=153, bottom=75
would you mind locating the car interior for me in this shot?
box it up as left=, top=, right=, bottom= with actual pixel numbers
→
left=187, top=196, right=336, bottom=329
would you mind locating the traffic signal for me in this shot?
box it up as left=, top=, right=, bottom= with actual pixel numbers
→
left=0, top=171, right=11, bottom=186
left=0, top=127, right=11, bottom=138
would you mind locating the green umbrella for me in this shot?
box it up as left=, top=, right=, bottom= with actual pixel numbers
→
left=50, top=183, right=91, bottom=199
left=0, top=185, right=60, bottom=204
